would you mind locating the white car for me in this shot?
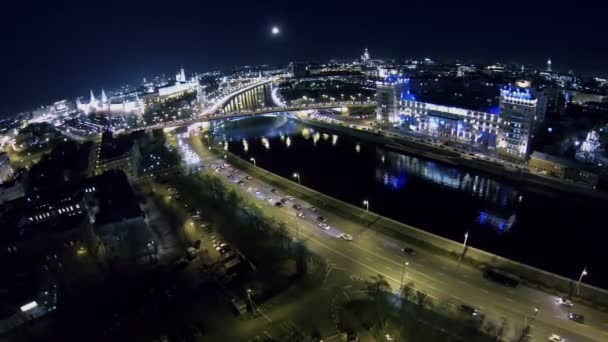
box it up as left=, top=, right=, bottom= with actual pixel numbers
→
left=548, top=334, right=565, bottom=342
left=317, top=223, right=330, bottom=230
left=339, top=233, right=353, bottom=241
left=556, top=297, right=574, bottom=307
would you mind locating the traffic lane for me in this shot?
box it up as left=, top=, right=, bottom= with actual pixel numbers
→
left=268, top=209, right=600, bottom=342
left=202, top=160, right=607, bottom=341
left=212, top=165, right=608, bottom=338
left=249, top=177, right=608, bottom=335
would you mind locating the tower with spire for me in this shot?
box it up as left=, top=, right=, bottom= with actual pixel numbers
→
left=101, top=89, right=108, bottom=103
left=361, top=48, right=371, bottom=65
left=90, top=89, right=97, bottom=104
left=547, top=58, right=552, bottom=72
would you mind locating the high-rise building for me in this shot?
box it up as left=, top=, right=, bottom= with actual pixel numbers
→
left=547, top=58, right=552, bottom=72
left=375, top=76, right=405, bottom=123
left=496, top=80, right=547, bottom=159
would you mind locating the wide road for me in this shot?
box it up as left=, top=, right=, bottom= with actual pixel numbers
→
left=186, top=134, right=608, bottom=342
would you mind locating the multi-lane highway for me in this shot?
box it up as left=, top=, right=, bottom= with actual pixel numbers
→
left=186, top=135, right=608, bottom=342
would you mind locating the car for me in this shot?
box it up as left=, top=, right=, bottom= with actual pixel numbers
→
left=219, top=246, right=231, bottom=254
left=237, top=180, right=245, bottom=185
left=280, top=198, right=288, bottom=203
left=308, top=206, right=317, bottom=211
left=270, top=188, right=277, bottom=193
left=339, top=233, right=353, bottom=241
left=255, top=189, right=261, bottom=194
left=292, top=203, right=303, bottom=210
left=297, top=212, right=305, bottom=218
left=274, top=202, right=284, bottom=207
left=458, top=304, right=479, bottom=317
left=401, top=247, right=415, bottom=256
left=245, top=176, right=252, bottom=180
left=317, top=223, right=330, bottom=230
left=265, top=196, right=272, bottom=201
left=568, top=312, right=584, bottom=324
left=548, top=334, right=565, bottom=342
left=285, top=196, right=294, bottom=200
left=316, top=216, right=327, bottom=222
left=556, top=297, right=574, bottom=307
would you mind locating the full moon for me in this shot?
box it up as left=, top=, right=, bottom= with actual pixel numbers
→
left=271, top=26, right=280, bottom=35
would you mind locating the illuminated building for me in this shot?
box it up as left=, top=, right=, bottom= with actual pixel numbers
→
left=158, top=67, right=198, bottom=98
left=76, top=90, right=143, bottom=115
left=376, top=76, right=406, bottom=122
left=496, top=80, right=548, bottom=158
left=547, top=58, right=552, bottom=72
left=361, top=48, right=371, bottom=65
left=529, top=151, right=599, bottom=186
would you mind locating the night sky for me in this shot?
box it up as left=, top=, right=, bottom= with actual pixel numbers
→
left=1, top=0, right=605, bottom=116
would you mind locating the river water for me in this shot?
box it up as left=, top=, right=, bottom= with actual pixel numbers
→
left=211, top=116, right=607, bottom=288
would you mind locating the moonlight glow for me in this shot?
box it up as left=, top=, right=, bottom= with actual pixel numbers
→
left=271, top=26, right=280, bottom=35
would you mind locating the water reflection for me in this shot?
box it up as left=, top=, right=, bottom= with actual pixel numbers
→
left=375, top=150, right=518, bottom=207
left=374, top=149, right=518, bottom=232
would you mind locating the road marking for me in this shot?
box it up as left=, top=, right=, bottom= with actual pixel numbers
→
left=480, top=289, right=489, bottom=293
left=384, top=266, right=393, bottom=271
left=435, top=271, right=445, bottom=277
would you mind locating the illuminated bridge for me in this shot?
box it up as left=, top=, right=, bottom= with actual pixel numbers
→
left=150, top=79, right=376, bottom=130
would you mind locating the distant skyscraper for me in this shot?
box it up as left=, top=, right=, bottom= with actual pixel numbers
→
left=547, top=58, right=552, bottom=72
left=361, top=48, right=371, bottom=65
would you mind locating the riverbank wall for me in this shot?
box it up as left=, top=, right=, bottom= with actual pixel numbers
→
left=213, top=146, right=608, bottom=310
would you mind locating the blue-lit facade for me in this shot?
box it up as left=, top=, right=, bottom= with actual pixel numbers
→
left=496, top=80, right=547, bottom=158
left=399, top=100, right=500, bottom=149
left=376, top=78, right=547, bottom=155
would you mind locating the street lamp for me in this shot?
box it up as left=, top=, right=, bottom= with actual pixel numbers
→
left=459, top=232, right=469, bottom=262
left=295, top=212, right=300, bottom=241
left=363, top=200, right=369, bottom=211
left=250, top=157, right=256, bottom=166
left=399, top=261, right=409, bottom=289
left=576, top=267, right=588, bottom=295
left=292, top=172, right=301, bottom=184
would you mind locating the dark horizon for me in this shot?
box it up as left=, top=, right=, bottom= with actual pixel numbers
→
left=2, top=0, right=606, bottom=116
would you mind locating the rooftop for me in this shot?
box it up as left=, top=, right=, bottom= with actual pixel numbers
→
left=100, top=130, right=136, bottom=161
left=93, top=170, right=143, bottom=225
left=406, top=76, right=500, bottom=113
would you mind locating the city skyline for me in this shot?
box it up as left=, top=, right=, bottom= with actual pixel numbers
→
left=2, top=0, right=607, bottom=116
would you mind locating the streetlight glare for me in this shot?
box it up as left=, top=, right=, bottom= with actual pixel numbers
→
left=271, top=26, right=280, bottom=35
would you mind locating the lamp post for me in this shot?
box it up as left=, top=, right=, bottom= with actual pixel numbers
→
left=576, top=267, right=588, bottom=295
left=295, top=212, right=300, bottom=241
left=292, top=172, right=301, bottom=184
left=250, top=157, right=256, bottom=166
left=247, top=288, right=255, bottom=312
left=459, top=232, right=469, bottom=262
left=399, top=261, right=409, bottom=289
left=363, top=200, right=369, bottom=211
